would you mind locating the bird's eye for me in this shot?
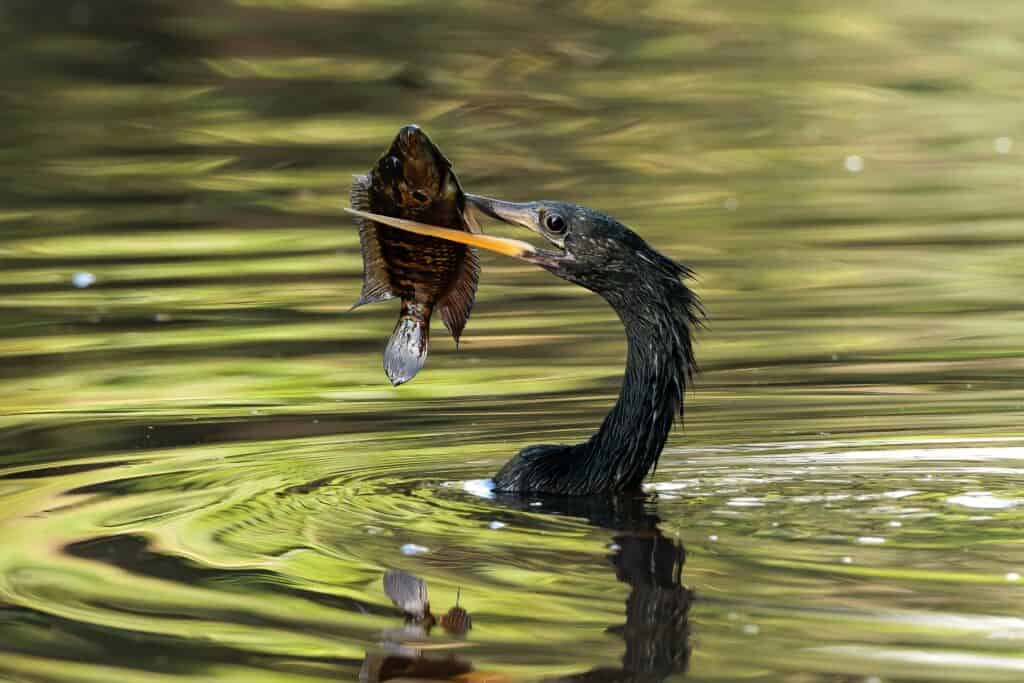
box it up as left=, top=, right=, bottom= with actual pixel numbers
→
left=544, top=213, right=567, bottom=234
left=411, top=189, right=429, bottom=203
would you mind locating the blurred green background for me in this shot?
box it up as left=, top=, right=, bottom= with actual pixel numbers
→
left=1, top=1, right=1023, bottom=681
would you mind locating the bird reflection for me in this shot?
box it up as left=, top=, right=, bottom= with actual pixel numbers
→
left=361, top=493, right=692, bottom=682
left=531, top=494, right=692, bottom=683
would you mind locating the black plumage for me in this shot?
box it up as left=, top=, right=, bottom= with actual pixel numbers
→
left=467, top=198, right=704, bottom=495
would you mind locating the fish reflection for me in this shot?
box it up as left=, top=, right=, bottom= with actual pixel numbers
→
left=361, top=570, right=481, bottom=682
left=381, top=569, right=472, bottom=636
left=362, top=494, right=691, bottom=682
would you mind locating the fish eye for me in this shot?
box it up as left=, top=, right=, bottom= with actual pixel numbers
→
left=411, top=189, right=429, bottom=203
left=384, top=155, right=402, bottom=175
left=544, top=213, right=567, bottom=234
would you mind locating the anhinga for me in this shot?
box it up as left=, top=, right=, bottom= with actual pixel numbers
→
left=346, top=196, right=702, bottom=496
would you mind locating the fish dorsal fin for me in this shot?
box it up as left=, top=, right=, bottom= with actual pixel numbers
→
left=350, top=173, right=394, bottom=309
left=438, top=246, right=479, bottom=345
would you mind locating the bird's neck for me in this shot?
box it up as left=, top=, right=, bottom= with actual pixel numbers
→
left=578, top=286, right=697, bottom=491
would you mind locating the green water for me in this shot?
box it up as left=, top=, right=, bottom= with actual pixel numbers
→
left=2, top=1, right=1023, bottom=681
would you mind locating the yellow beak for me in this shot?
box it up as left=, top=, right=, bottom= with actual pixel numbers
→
left=345, top=207, right=537, bottom=260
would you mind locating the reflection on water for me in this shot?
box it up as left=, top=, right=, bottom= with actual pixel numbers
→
left=2, top=0, right=1024, bottom=681
left=365, top=495, right=690, bottom=683
left=537, top=496, right=692, bottom=683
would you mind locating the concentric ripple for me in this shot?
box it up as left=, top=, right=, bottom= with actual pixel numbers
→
left=2, top=432, right=1023, bottom=681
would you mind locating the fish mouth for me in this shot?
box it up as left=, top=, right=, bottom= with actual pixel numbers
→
left=392, top=125, right=434, bottom=157
left=344, top=207, right=562, bottom=267
left=375, top=124, right=455, bottom=207
left=390, top=125, right=450, bottom=174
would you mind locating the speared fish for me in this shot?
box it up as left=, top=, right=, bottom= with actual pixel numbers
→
left=350, top=125, right=480, bottom=385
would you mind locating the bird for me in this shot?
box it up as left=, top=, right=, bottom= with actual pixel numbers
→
left=344, top=196, right=702, bottom=496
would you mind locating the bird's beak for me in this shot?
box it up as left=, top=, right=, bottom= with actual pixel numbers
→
left=344, top=207, right=538, bottom=261
left=464, top=194, right=541, bottom=236
left=464, top=194, right=569, bottom=270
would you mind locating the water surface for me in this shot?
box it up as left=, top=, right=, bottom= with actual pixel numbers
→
left=2, top=1, right=1023, bottom=681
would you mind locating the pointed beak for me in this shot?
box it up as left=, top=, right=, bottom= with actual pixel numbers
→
left=344, top=207, right=538, bottom=261
left=465, top=194, right=541, bottom=235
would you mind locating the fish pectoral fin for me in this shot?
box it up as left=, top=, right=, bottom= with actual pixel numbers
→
left=438, top=247, right=479, bottom=346
left=350, top=173, right=395, bottom=310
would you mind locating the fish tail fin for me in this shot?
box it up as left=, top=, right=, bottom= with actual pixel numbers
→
left=385, top=302, right=431, bottom=386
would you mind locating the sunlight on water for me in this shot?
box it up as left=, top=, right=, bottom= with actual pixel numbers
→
left=2, top=0, right=1024, bottom=681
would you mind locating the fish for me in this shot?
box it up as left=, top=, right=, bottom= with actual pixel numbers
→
left=350, top=125, right=480, bottom=386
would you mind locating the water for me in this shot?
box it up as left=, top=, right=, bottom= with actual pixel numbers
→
left=2, top=1, right=1023, bottom=680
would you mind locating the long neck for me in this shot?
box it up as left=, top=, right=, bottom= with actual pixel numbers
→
left=579, top=283, right=698, bottom=491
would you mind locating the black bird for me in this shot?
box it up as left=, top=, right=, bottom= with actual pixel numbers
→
left=345, top=197, right=702, bottom=496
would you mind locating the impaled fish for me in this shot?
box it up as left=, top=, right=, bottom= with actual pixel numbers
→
left=350, top=125, right=480, bottom=385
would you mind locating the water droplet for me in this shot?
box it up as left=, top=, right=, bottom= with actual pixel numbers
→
left=888, top=521, right=902, bottom=528
left=488, top=521, right=506, bottom=530
left=742, top=624, right=760, bottom=635
left=995, top=136, right=1013, bottom=154
left=401, top=543, right=429, bottom=556
left=153, top=313, right=172, bottom=323
left=865, top=676, right=882, bottom=683
left=844, top=155, right=864, bottom=173
left=1006, top=572, right=1021, bottom=582
left=71, top=272, right=96, bottom=288
left=608, top=542, right=622, bottom=552
left=856, top=536, right=886, bottom=545
left=708, top=534, right=719, bottom=542
left=841, top=556, right=853, bottom=564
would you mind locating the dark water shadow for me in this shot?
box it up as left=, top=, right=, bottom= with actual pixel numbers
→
left=365, top=492, right=693, bottom=682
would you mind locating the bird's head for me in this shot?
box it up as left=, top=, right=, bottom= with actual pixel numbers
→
left=464, top=195, right=676, bottom=297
